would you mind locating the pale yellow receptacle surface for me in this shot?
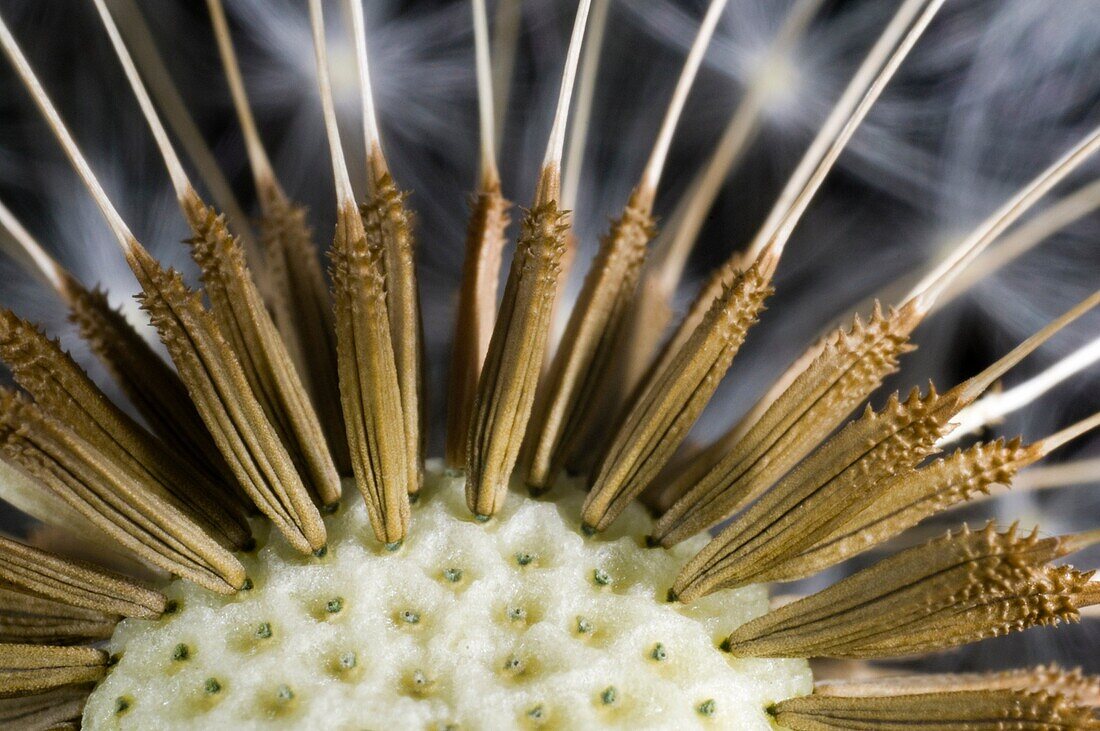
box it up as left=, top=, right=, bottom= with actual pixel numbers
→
left=85, top=464, right=810, bottom=730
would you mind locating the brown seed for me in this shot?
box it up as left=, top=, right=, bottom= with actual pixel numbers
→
left=654, top=301, right=920, bottom=546
left=0, top=389, right=247, bottom=595
left=0, top=587, right=118, bottom=645
left=722, top=523, right=1095, bottom=659
left=0, top=643, right=107, bottom=698
left=0, top=306, right=252, bottom=551
left=0, top=535, right=165, bottom=619
left=466, top=179, right=569, bottom=517
left=582, top=249, right=775, bottom=532
left=444, top=176, right=510, bottom=471
left=360, top=152, right=424, bottom=495
left=0, top=681, right=90, bottom=727
left=526, top=186, right=655, bottom=493
left=181, top=188, right=341, bottom=509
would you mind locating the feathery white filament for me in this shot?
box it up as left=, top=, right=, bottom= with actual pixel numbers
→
left=543, top=0, right=594, bottom=170
left=0, top=13, right=134, bottom=248
left=92, top=0, right=191, bottom=200
left=943, top=336, right=1100, bottom=445
left=641, top=0, right=729, bottom=194
left=0, top=198, right=64, bottom=291
left=310, top=0, right=355, bottom=205
left=747, top=0, right=944, bottom=262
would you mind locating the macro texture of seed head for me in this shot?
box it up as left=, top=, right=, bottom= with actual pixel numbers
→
left=0, top=0, right=1097, bottom=728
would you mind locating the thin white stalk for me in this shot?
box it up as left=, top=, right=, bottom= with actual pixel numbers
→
left=958, top=290, right=1100, bottom=403
left=561, top=0, right=608, bottom=211
left=1013, top=458, right=1100, bottom=492
left=651, top=0, right=824, bottom=289
left=543, top=0, right=594, bottom=171
left=747, top=0, right=944, bottom=263
left=92, top=0, right=190, bottom=200
left=0, top=198, right=64, bottom=291
left=640, top=0, right=729, bottom=194
left=310, top=0, right=356, bottom=206
left=1038, top=409, right=1100, bottom=456
left=105, top=0, right=260, bottom=263
left=206, top=0, right=276, bottom=192
left=0, top=13, right=134, bottom=248
left=346, top=0, right=382, bottom=158
left=472, top=0, right=498, bottom=182
left=908, top=125, right=1100, bottom=312
left=942, top=336, right=1100, bottom=445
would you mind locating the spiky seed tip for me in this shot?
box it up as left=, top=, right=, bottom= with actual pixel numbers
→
left=674, top=382, right=965, bottom=598
left=754, top=436, right=1043, bottom=584
left=57, top=275, right=238, bottom=497
left=0, top=306, right=252, bottom=552
left=722, top=523, right=1095, bottom=659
